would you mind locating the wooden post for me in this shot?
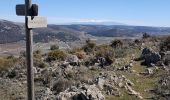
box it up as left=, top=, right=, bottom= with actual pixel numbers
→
left=16, top=1, right=47, bottom=99
left=25, top=0, right=34, bottom=100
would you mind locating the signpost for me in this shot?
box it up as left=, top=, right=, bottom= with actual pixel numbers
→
left=16, top=0, right=47, bottom=100
left=16, top=4, right=38, bottom=16
left=27, top=16, right=47, bottom=28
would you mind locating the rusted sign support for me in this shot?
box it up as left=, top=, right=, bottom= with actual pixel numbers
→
left=16, top=0, right=47, bottom=100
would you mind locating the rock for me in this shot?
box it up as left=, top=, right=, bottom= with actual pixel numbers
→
left=117, top=64, right=132, bottom=71
left=129, top=63, right=133, bottom=67
left=141, top=48, right=152, bottom=56
left=33, top=67, right=38, bottom=74
left=164, top=51, right=170, bottom=66
left=141, top=48, right=161, bottom=66
left=35, top=88, right=56, bottom=100
left=97, top=57, right=106, bottom=68
left=57, top=84, right=105, bottom=100
left=118, top=82, right=124, bottom=88
left=66, top=55, right=79, bottom=63
left=146, top=68, right=154, bottom=75
left=125, top=79, right=134, bottom=86
left=104, top=84, right=120, bottom=96
left=125, top=83, right=143, bottom=99
left=96, top=77, right=105, bottom=90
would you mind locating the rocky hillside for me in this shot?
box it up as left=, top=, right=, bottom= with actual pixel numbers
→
left=0, top=35, right=169, bottom=100
left=0, top=20, right=24, bottom=43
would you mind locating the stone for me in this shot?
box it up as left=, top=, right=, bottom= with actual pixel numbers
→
left=141, top=48, right=152, bottom=57
left=141, top=48, right=161, bottom=66
left=146, top=68, right=154, bottom=75
left=56, top=84, right=105, bottom=100
left=66, top=55, right=79, bottom=63
left=33, top=67, right=38, bottom=74
left=96, top=77, right=105, bottom=90
left=97, top=57, right=106, bottom=67
left=125, top=83, right=143, bottom=99
left=118, top=82, right=124, bottom=88
left=164, top=51, right=170, bottom=66
left=125, top=79, right=134, bottom=86
left=104, top=84, right=120, bottom=96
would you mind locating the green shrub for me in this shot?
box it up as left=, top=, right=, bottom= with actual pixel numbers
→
left=110, top=39, right=123, bottom=48
left=34, top=59, right=47, bottom=68
left=95, top=45, right=115, bottom=64
left=0, top=57, right=17, bottom=72
left=50, top=45, right=59, bottom=50
left=33, top=50, right=42, bottom=59
left=70, top=48, right=86, bottom=59
left=83, top=39, right=96, bottom=53
left=52, top=78, right=73, bottom=94
left=114, top=48, right=127, bottom=58
left=47, top=50, right=67, bottom=62
left=160, top=36, right=170, bottom=51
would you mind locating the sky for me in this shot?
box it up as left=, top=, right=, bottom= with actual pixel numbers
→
left=0, top=0, right=170, bottom=27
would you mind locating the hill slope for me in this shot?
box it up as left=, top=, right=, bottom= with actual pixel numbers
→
left=0, top=20, right=170, bottom=44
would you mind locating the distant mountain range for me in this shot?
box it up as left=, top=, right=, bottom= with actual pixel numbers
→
left=0, top=19, right=170, bottom=44
left=62, top=21, right=126, bottom=25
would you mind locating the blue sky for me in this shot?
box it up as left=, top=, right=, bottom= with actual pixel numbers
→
left=1, top=0, right=170, bottom=27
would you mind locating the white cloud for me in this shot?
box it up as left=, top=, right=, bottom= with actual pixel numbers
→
left=47, top=16, right=115, bottom=24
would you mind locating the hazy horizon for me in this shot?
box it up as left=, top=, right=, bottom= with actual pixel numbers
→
left=1, top=0, right=170, bottom=27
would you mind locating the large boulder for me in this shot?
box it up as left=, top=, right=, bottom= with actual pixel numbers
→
left=141, top=48, right=161, bottom=66
left=141, top=48, right=152, bottom=56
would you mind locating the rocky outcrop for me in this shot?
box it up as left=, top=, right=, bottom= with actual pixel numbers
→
left=56, top=84, right=105, bottom=100
left=161, top=51, right=170, bottom=66
left=95, top=73, right=136, bottom=97
left=141, top=48, right=161, bottom=66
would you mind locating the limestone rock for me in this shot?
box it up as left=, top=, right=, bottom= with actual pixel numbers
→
left=57, top=84, right=105, bottom=100
left=66, top=55, right=79, bottom=63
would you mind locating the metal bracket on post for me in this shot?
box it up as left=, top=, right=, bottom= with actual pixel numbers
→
left=16, top=0, right=47, bottom=100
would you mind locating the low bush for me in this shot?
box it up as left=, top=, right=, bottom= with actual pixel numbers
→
left=110, top=39, right=123, bottom=48
left=83, top=39, right=96, bottom=53
left=114, top=48, right=127, bottom=58
left=160, top=36, right=170, bottom=51
left=50, top=45, right=59, bottom=50
left=33, top=50, right=42, bottom=59
left=70, top=48, right=86, bottom=59
left=95, top=45, right=115, bottom=65
left=47, top=50, right=67, bottom=62
left=0, top=57, right=17, bottom=72
left=142, top=32, right=151, bottom=39
left=52, top=78, right=73, bottom=94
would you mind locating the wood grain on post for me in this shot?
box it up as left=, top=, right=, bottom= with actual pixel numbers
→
left=25, top=0, right=34, bottom=100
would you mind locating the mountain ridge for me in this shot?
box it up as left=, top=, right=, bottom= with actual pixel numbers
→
left=0, top=19, right=170, bottom=44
